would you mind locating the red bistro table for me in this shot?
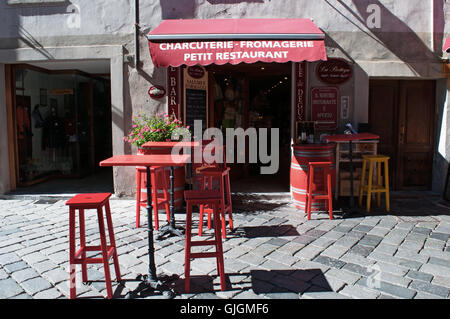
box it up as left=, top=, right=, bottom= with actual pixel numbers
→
left=100, top=154, right=190, bottom=298
left=141, top=141, right=200, bottom=239
left=323, top=133, right=379, bottom=217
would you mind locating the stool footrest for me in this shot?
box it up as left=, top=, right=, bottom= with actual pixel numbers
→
left=74, top=246, right=115, bottom=261
left=311, top=195, right=332, bottom=200
left=189, top=252, right=220, bottom=259
left=361, top=186, right=388, bottom=192
left=190, top=240, right=218, bottom=247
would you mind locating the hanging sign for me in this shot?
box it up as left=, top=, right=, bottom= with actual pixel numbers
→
left=316, top=58, right=352, bottom=85
left=311, top=87, right=338, bottom=130
left=148, top=85, right=166, bottom=99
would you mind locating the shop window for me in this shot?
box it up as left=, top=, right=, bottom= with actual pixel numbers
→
left=13, top=66, right=93, bottom=186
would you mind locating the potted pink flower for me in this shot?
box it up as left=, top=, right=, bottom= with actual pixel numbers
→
left=123, top=112, right=191, bottom=148
left=123, top=112, right=191, bottom=208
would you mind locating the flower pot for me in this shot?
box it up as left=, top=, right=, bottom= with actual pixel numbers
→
left=137, top=145, right=186, bottom=209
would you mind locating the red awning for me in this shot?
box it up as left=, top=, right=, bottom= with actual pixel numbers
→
left=147, top=19, right=327, bottom=67
left=444, top=37, right=450, bottom=53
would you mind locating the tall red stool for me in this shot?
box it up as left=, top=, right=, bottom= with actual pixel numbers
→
left=305, top=162, right=334, bottom=220
left=184, top=190, right=226, bottom=293
left=196, top=141, right=233, bottom=238
left=136, top=166, right=170, bottom=229
left=66, top=193, right=121, bottom=299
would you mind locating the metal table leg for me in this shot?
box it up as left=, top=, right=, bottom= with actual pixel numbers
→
left=125, top=166, right=177, bottom=299
left=157, top=166, right=184, bottom=239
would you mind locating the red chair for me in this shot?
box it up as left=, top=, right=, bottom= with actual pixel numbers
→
left=184, top=190, right=226, bottom=293
left=305, top=162, right=334, bottom=220
left=136, top=166, right=170, bottom=229
left=66, top=193, right=121, bottom=299
left=195, top=140, right=233, bottom=238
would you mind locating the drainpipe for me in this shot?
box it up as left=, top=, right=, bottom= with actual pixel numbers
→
left=430, top=0, right=434, bottom=53
left=134, top=0, right=140, bottom=68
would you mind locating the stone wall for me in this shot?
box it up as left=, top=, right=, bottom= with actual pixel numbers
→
left=0, top=0, right=448, bottom=195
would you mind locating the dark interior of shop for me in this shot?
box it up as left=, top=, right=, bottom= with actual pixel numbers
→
left=10, top=65, right=114, bottom=196
left=207, top=62, right=291, bottom=193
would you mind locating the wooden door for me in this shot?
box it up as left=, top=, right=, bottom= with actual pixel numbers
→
left=369, top=80, right=435, bottom=190
left=369, top=80, right=398, bottom=186
left=397, top=80, right=435, bottom=189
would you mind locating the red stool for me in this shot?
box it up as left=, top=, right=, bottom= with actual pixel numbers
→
left=66, top=193, right=121, bottom=299
left=305, top=162, right=333, bottom=220
left=136, top=166, right=170, bottom=229
left=184, top=190, right=226, bottom=293
left=195, top=142, right=233, bottom=238
left=199, top=167, right=233, bottom=238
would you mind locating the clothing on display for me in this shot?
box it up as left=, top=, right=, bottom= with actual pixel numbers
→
left=32, top=104, right=45, bottom=128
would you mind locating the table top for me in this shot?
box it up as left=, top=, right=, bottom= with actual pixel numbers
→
left=141, top=141, right=200, bottom=148
left=322, top=132, right=379, bottom=142
left=99, top=154, right=191, bottom=167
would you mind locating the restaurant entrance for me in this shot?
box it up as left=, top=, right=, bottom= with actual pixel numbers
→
left=206, top=62, right=291, bottom=192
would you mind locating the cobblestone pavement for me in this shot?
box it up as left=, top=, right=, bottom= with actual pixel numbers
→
left=0, top=192, right=450, bottom=299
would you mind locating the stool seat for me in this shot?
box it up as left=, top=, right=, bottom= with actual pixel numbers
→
left=184, top=190, right=222, bottom=201
left=362, top=155, right=390, bottom=160
left=198, top=167, right=230, bottom=175
left=66, top=193, right=111, bottom=208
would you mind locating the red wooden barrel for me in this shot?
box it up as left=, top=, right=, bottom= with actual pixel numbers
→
left=137, top=146, right=185, bottom=209
left=290, top=144, right=336, bottom=212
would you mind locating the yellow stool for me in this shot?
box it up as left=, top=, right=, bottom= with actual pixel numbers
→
left=359, top=155, right=390, bottom=212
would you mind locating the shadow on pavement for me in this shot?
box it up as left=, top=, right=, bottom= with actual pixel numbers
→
left=169, top=269, right=332, bottom=297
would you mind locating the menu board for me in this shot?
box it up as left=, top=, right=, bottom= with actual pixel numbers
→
left=311, top=87, right=338, bottom=130
left=185, top=89, right=207, bottom=131
left=184, top=65, right=208, bottom=134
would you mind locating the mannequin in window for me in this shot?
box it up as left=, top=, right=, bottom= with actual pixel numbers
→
left=32, top=104, right=45, bottom=128
left=42, top=106, right=65, bottom=156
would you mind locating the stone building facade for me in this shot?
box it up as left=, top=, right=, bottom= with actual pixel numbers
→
left=0, top=0, right=449, bottom=197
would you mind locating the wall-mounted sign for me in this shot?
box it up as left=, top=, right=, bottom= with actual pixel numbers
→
left=311, top=87, right=338, bottom=130
left=187, top=65, right=205, bottom=79
left=340, top=96, right=350, bottom=120
left=294, top=62, right=307, bottom=122
left=316, top=58, right=352, bottom=85
left=148, top=85, right=166, bottom=99
left=167, top=67, right=181, bottom=117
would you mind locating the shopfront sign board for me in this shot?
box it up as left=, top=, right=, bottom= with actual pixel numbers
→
left=316, top=58, right=352, bottom=85
left=311, top=87, right=338, bottom=130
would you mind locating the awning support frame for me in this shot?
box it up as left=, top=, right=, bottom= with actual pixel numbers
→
left=147, top=33, right=325, bottom=41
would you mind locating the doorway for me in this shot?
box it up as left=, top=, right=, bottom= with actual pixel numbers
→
left=369, top=79, right=436, bottom=190
left=206, top=62, right=291, bottom=193
left=7, top=64, right=113, bottom=193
